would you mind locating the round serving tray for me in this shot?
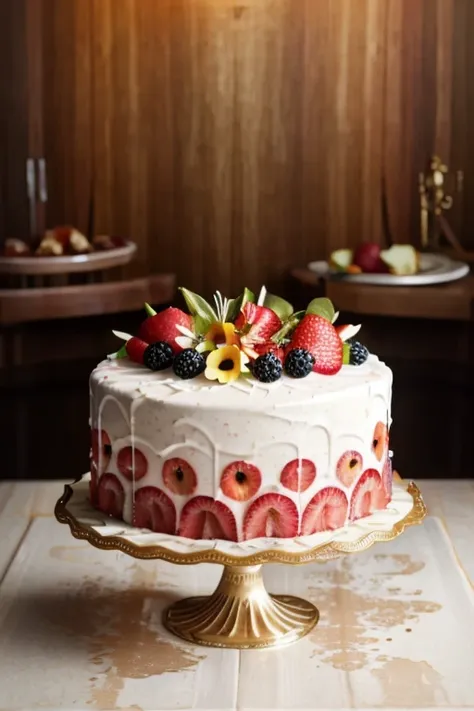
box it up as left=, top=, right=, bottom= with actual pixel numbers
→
left=0, top=241, right=137, bottom=275
left=308, top=252, right=469, bottom=286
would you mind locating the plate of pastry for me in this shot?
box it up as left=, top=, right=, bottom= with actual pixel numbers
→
left=0, top=226, right=136, bottom=275
left=308, top=243, right=470, bottom=286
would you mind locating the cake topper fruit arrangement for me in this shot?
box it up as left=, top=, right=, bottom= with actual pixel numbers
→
left=330, top=243, right=419, bottom=276
left=109, top=286, right=370, bottom=383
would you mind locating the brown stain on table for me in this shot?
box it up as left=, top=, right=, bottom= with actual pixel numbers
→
left=41, top=561, right=204, bottom=709
left=373, top=553, right=425, bottom=576
left=308, top=554, right=442, bottom=679
left=373, top=657, right=447, bottom=707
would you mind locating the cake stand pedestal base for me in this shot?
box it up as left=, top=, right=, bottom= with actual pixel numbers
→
left=163, top=564, right=319, bottom=649
left=55, top=477, right=426, bottom=650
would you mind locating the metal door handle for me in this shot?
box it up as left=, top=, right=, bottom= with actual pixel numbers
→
left=26, top=158, right=37, bottom=237
left=37, top=158, right=48, bottom=202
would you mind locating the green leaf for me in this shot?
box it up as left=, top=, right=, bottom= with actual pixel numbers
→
left=225, top=287, right=255, bottom=322
left=342, top=342, right=351, bottom=365
left=196, top=340, right=216, bottom=354
left=263, top=293, right=294, bottom=321
left=144, top=302, right=157, bottom=317
left=306, top=297, right=335, bottom=322
left=271, top=311, right=304, bottom=344
left=108, top=343, right=128, bottom=360
left=179, top=287, right=217, bottom=335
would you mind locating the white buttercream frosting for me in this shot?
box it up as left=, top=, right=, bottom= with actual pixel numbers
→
left=89, top=354, right=393, bottom=540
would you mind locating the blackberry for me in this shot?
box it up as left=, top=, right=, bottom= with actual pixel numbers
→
left=252, top=353, right=283, bottom=383
left=173, top=348, right=206, bottom=380
left=349, top=341, right=369, bottom=366
left=284, top=348, right=314, bottom=378
left=143, top=341, right=174, bottom=371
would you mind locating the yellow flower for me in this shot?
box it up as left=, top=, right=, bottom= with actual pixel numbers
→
left=206, top=322, right=240, bottom=348
left=205, top=345, right=249, bottom=384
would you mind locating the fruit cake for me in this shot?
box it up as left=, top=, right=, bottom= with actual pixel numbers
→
left=89, top=287, right=393, bottom=541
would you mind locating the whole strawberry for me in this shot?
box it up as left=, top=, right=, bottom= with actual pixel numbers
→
left=138, top=307, right=192, bottom=354
left=289, top=314, right=343, bottom=375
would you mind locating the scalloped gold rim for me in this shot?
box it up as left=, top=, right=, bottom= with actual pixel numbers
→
left=54, top=478, right=427, bottom=566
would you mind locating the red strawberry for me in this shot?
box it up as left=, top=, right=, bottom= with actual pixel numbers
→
left=372, top=421, right=389, bottom=461
left=126, top=337, right=148, bottom=365
left=280, top=459, right=316, bottom=492
left=162, top=457, right=197, bottom=496
left=97, top=473, right=125, bottom=519
left=91, top=429, right=112, bottom=472
left=220, top=460, right=262, bottom=501
left=253, top=342, right=285, bottom=362
left=138, top=307, right=192, bottom=354
left=336, top=450, right=363, bottom=488
left=349, top=469, right=388, bottom=521
left=117, top=446, right=148, bottom=481
left=289, top=314, right=343, bottom=375
left=178, top=496, right=237, bottom=541
left=132, top=486, right=176, bottom=533
left=301, top=487, right=348, bottom=534
left=235, top=303, right=281, bottom=356
left=243, top=493, right=298, bottom=539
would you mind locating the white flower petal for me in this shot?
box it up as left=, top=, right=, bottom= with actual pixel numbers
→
left=176, top=324, right=195, bottom=338
left=175, top=336, right=193, bottom=348
left=112, top=330, right=133, bottom=341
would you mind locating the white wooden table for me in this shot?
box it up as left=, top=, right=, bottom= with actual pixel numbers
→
left=0, top=479, right=473, bottom=711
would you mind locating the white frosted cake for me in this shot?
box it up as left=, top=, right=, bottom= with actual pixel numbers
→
left=89, top=287, right=393, bottom=541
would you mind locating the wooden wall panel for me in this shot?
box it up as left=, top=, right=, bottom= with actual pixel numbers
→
left=450, top=0, right=474, bottom=249
left=27, top=0, right=474, bottom=294
left=41, top=0, right=92, bottom=235
left=88, top=0, right=390, bottom=297
left=0, top=1, right=30, bottom=242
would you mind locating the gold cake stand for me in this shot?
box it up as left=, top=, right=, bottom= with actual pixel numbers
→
left=55, top=477, right=426, bottom=650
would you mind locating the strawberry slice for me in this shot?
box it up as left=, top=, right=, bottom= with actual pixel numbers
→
left=235, top=303, right=281, bottom=357
left=89, top=462, right=98, bottom=505
left=138, top=307, right=192, bottom=354
left=280, top=459, right=316, bottom=492
left=220, top=461, right=262, bottom=501
left=126, top=337, right=148, bottom=365
left=336, top=450, right=363, bottom=487
left=372, top=421, right=389, bottom=461
left=243, top=493, right=298, bottom=539
left=132, top=486, right=176, bottom=534
left=117, top=446, right=148, bottom=481
left=178, top=496, right=238, bottom=540
left=382, top=456, right=393, bottom=498
left=289, top=314, right=343, bottom=375
left=162, top=457, right=198, bottom=496
left=91, top=429, right=112, bottom=472
left=349, top=469, right=388, bottom=521
left=97, top=473, right=125, bottom=519
left=301, top=487, right=348, bottom=534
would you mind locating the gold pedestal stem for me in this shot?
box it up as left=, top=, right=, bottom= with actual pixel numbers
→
left=163, top=564, right=319, bottom=650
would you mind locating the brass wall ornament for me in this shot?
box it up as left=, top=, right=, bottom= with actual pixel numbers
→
left=419, top=155, right=464, bottom=252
